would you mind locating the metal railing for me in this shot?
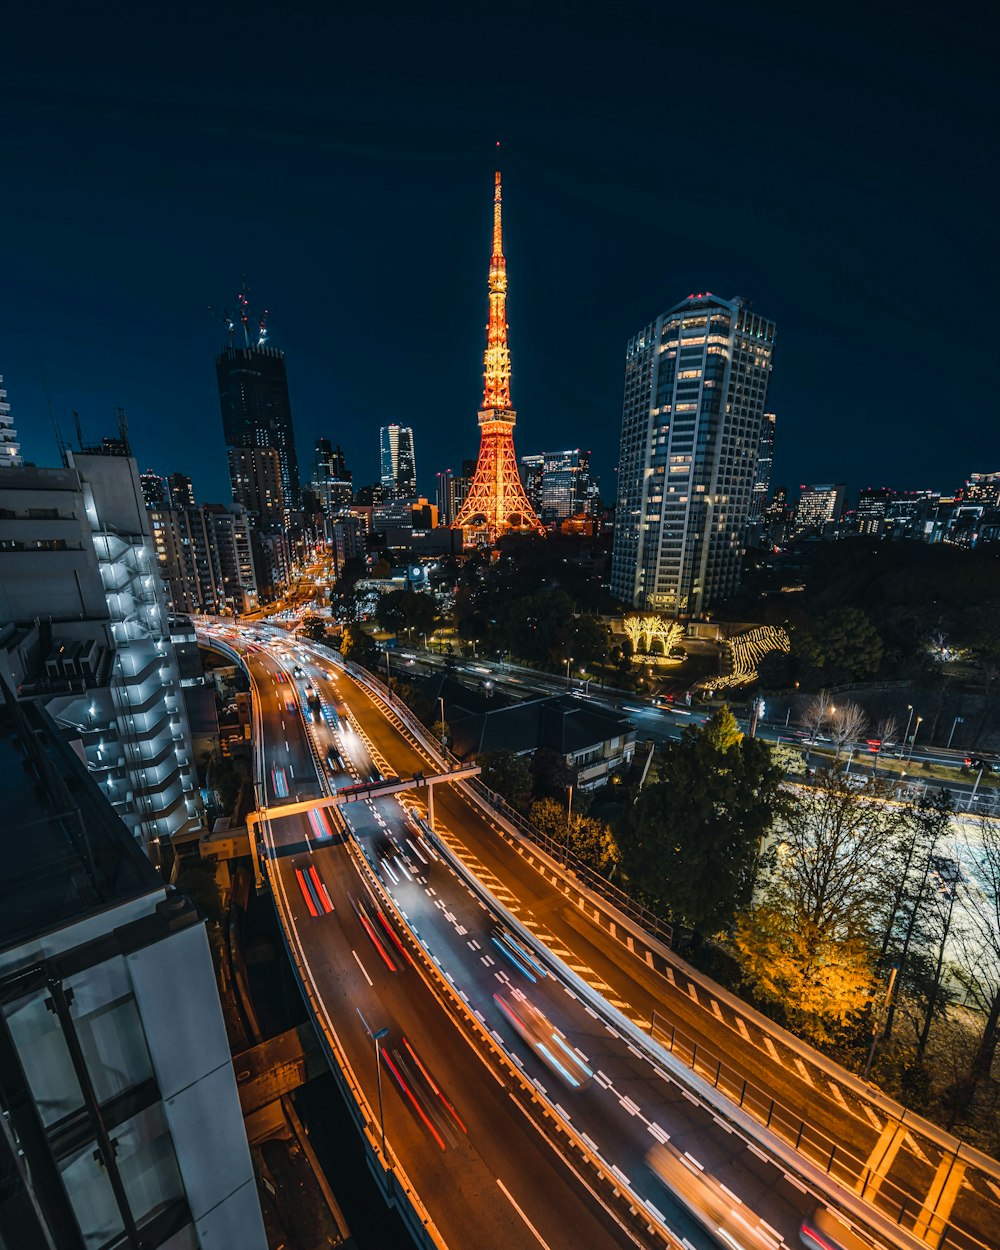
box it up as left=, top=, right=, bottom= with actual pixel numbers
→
left=467, top=778, right=674, bottom=948
left=649, top=1010, right=985, bottom=1250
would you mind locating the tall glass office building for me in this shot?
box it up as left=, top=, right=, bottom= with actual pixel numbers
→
left=379, top=424, right=417, bottom=498
left=611, top=293, right=776, bottom=617
left=216, top=344, right=300, bottom=509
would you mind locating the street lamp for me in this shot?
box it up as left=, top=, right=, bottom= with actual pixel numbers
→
left=438, top=696, right=446, bottom=749
left=947, top=715, right=964, bottom=750
left=565, top=784, right=573, bottom=860
left=900, top=705, right=914, bottom=759
left=384, top=649, right=391, bottom=685
left=906, top=715, right=923, bottom=764
left=565, top=655, right=573, bottom=683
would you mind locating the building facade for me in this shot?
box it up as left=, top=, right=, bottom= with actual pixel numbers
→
left=227, top=445, right=285, bottom=529
left=749, top=412, right=775, bottom=521
left=520, top=448, right=596, bottom=523
left=150, top=503, right=259, bottom=615
left=217, top=343, right=300, bottom=508
left=0, top=374, right=22, bottom=469
left=313, top=438, right=353, bottom=517
left=0, top=691, right=264, bottom=1249
left=0, top=454, right=201, bottom=857
left=794, top=483, right=845, bottom=531
left=379, top=424, right=417, bottom=499
left=611, top=293, right=776, bottom=616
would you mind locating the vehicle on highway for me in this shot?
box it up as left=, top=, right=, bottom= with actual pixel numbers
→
left=647, top=1143, right=776, bottom=1250
left=493, top=991, right=592, bottom=1090
left=350, top=892, right=411, bottom=972
left=275, top=670, right=287, bottom=683
left=489, top=923, right=548, bottom=983
left=285, top=698, right=296, bottom=714
left=326, top=746, right=345, bottom=772
left=292, top=664, right=304, bottom=677
left=381, top=1034, right=467, bottom=1151
left=799, top=1207, right=881, bottom=1250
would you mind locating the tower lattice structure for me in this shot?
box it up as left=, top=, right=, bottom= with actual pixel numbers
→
left=453, top=169, right=544, bottom=542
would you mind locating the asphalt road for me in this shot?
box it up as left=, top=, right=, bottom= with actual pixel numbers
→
left=237, top=641, right=654, bottom=1250
left=300, top=639, right=997, bottom=1250
left=203, top=623, right=995, bottom=1250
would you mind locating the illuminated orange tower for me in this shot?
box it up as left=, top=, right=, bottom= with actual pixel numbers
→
left=453, top=165, right=544, bottom=543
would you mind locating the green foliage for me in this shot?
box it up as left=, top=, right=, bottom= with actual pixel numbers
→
left=207, top=753, right=240, bottom=814
left=617, top=707, right=786, bottom=932
left=376, top=588, right=437, bottom=639
left=299, top=616, right=331, bottom=643
left=529, top=798, right=620, bottom=877
left=479, top=750, right=532, bottom=811
left=792, top=606, right=883, bottom=685
left=530, top=746, right=575, bottom=799
left=339, top=623, right=379, bottom=672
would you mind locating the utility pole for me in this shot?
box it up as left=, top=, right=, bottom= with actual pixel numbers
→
left=863, top=964, right=899, bottom=1081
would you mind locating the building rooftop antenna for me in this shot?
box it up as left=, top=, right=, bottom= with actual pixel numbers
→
left=237, top=280, right=251, bottom=348
left=258, top=307, right=269, bottom=348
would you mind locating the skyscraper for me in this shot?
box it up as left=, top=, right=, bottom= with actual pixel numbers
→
left=166, top=471, right=196, bottom=510
left=749, top=412, right=776, bottom=521
left=314, top=438, right=353, bottom=515
left=520, top=449, right=595, bottom=523
left=379, top=424, right=417, bottom=498
left=454, top=168, right=543, bottom=542
left=217, top=342, right=300, bottom=508
left=794, top=483, right=845, bottom=531
left=140, top=469, right=168, bottom=508
left=0, top=374, right=23, bottom=469
left=611, top=293, right=776, bottom=616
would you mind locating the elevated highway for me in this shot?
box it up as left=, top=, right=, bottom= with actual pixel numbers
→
left=198, top=622, right=996, bottom=1250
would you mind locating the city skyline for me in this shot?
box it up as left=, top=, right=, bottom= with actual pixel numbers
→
left=2, top=5, right=994, bottom=511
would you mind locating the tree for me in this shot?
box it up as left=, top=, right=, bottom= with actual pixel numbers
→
left=734, top=770, right=894, bottom=1041
left=530, top=746, right=574, bottom=800
left=793, top=607, right=883, bottom=685
left=339, top=623, right=379, bottom=672
left=874, top=790, right=954, bottom=1042
left=300, top=616, right=331, bottom=644
left=953, top=816, right=1000, bottom=1095
left=617, top=707, right=786, bottom=932
left=828, top=701, right=867, bottom=758
left=478, top=750, right=532, bottom=811
left=377, top=588, right=436, bottom=641
left=529, top=798, right=620, bottom=878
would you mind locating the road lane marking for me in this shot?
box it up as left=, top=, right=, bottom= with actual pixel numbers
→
left=497, top=1178, right=553, bottom=1250
left=862, top=1103, right=883, bottom=1131
left=858, top=1121, right=906, bottom=1201
left=828, top=1081, right=849, bottom=1109
left=914, top=1157, right=967, bottom=1243
left=351, top=949, right=373, bottom=987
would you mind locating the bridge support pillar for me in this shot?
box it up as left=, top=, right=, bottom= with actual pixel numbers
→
left=427, top=781, right=435, bottom=832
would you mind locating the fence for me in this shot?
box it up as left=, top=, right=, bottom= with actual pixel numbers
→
left=649, top=1010, right=985, bottom=1250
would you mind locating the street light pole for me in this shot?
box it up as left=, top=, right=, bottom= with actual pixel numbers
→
left=971, top=766, right=985, bottom=805
left=385, top=649, right=391, bottom=686
left=900, top=705, right=914, bottom=758
left=438, top=696, right=446, bottom=750
left=565, top=655, right=573, bottom=684
left=947, top=715, right=964, bottom=750
left=565, top=784, right=573, bottom=860
left=907, top=715, right=923, bottom=764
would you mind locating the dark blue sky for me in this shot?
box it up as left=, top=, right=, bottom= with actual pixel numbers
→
left=1, top=2, right=995, bottom=507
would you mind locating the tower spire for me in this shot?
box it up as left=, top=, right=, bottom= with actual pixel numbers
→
left=483, top=166, right=512, bottom=411
left=454, top=162, right=544, bottom=544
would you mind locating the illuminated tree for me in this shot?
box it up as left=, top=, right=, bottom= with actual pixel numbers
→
left=828, top=701, right=867, bottom=758
left=735, top=770, right=894, bottom=1041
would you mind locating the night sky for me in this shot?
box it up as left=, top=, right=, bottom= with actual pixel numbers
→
left=1, top=2, right=995, bottom=508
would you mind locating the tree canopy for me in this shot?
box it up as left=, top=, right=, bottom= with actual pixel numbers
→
left=617, top=707, right=785, bottom=932
left=791, top=607, right=883, bottom=686
left=478, top=750, right=532, bottom=811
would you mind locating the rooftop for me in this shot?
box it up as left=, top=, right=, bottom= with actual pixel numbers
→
left=0, top=680, right=160, bottom=952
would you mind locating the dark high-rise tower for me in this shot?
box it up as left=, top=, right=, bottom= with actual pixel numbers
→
left=217, top=342, right=300, bottom=509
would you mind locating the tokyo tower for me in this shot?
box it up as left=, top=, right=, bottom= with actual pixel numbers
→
left=453, top=166, right=544, bottom=543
